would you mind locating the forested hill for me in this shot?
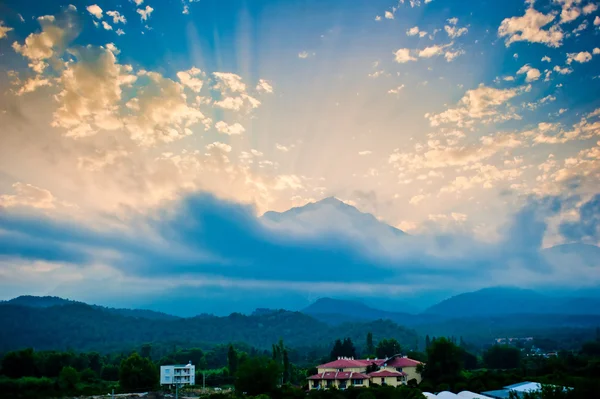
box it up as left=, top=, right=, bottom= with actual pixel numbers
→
left=0, top=303, right=418, bottom=354
left=1, top=295, right=179, bottom=321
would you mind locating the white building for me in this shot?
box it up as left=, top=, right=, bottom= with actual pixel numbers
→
left=160, top=362, right=195, bottom=386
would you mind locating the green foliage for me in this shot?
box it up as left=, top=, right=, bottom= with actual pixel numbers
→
left=228, top=345, right=239, bottom=375
left=235, top=356, right=281, bottom=396
left=375, top=339, right=401, bottom=359
left=118, top=352, right=158, bottom=393
left=421, top=337, right=463, bottom=386
left=58, top=366, right=79, bottom=391
left=483, top=345, right=521, bottom=369
left=0, top=348, right=37, bottom=378
left=331, top=338, right=357, bottom=360
left=366, top=333, right=375, bottom=357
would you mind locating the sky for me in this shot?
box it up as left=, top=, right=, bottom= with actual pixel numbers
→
left=0, top=0, right=599, bottom=315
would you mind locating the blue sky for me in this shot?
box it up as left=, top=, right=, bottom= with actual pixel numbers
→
left=0, top=0, right=599, bottom=314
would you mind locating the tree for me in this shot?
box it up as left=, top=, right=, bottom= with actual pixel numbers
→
left=366, top=332, right=375, bottom=356
left=421, top=337, right=463, bottom=386
left=342, top=338, right=357, bottom=359
left=234, top=356, right=281, bottom=396
left=228, top=345, right=239, bottom=375
left=119, top=352, right=158, bottom=393
left=1, top=348, right=37, bottom=378
left=58, top=366, right=79, bottom=391
left=375, top=339, right=401, bottom=359
left=425, top=335, right=431, bottom=351
left=283, top=349, right=290, bottom=384
left=101, top=364, right=120, bottom=381
left=483, top=345, right=521, bottom=369
left=140, top=344, right=152, bottom=359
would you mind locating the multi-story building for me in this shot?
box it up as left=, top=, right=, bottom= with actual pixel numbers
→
left=307, top=355, right=423, bottom=390
left=160, top=362, right=196, bottom=386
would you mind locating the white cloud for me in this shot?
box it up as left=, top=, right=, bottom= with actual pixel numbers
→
left=177, top=67, right=205, bottom=92
left=124, top=71, right=211, bottom=145
left=275, top=144, right=289, bottom=152
left=542, top=56, right=551, bottom=62
left=116, top=29, right=125, bottom=36
left=298, top=51, right=310, bottom=59
left=86, top=5, right=103, bottom=19
left=394, top=48, right=416, bottom=63
left=444, top=19, right=468, bottom=38
left=206, top=142, right=232, bottom=153
left=583, top=3, right=598, bottom=14
left=106, top=11, right=126, bottom=24
left=102, top=21, right=113, bottom=31
left=105, top=43, right=120, bottom=55
left=0, top=21, right=13, bottom=39
left=444, top=49, right=465, bottom=62
left=358, top=150, right=372, bottom=155
left=594, top=48, right=600, bottom=55
left=388, top=84, right=405, bottom=94
left=553, top=65, right=573, bottom=74
left=503, top=76, right=515, bottom=81
left=0, top=182, right=57, bottom=209
left=213, top=72, right=246, bottom=93
left=16, top=75, right=52, bottom=95
left=406, top=26, right=421, bottom=36
left=137, top=5, right=154, bottom=21
left=256, top=79, right=273, bottom=93
left=215, top=121, right=245, bottom=135
left=385, top=11, right=394, bottom=19
left=566, top=51, right=592, bottom=64
left=498, top=7, right=564, bottom=48
left=133, top=0, right=144, bottom=5
left=409, top=194, right=428, bottom=205
left=555, top=0, right=582, bottom=24
left=12, top=16, right=69, bottom=74
left=595, top=16, right=600, bottom=25
left=426, top=84, right=528, bottom=127
left=517, top=64, right=541, bottom=82
left=375, top=16, right=382, bottom=21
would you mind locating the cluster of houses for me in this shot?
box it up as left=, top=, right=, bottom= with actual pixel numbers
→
left=307, top=354, right=423, bottom=390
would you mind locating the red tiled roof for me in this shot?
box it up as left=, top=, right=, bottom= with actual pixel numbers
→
left=368, top=370, right=407, bottom=377
left=384, top=356, right=422, bottom=367
left=308, top=371, right=369, bottom=380
left=317, top=356, right=422, bottom=370
left=316, top=359, right=369, bottom=369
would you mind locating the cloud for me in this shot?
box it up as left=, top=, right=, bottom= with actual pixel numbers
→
left=0, top=183, right=57, bottom=209
left=409, top=194, right=427, bottom=205
left=394, top=48, right=416, bottom=63
left=116, top=29, right=125, bottom=35
left=0, top=21, right=13, bottom=39
left=358, top=150, right=372, bottom=155
left=137, top=5, right=154, bottom=21
left=106, top=11, right=126, bottom=24
left=102, top=21, right=113, bottom=30
left=213, top=72, right=246, bottom=93
left=177, top=67, right=205, bottom=92
left=595, top=16, right=600, bottom=25
left=133, top=0, right=144, bottom=5
left=553, top=65, right=573, bottom=74
left=498, top=6, right=563, bottom=48
left=298, top=51, right=310, bottom=59
left=566, top=51, right=592, bottom=64
left=426, top=84, right=529, bottom=127
left=388, top=85, right=405, bottom=94
left=86, top=5, right=103, bottom=19
left=256, top=79, right=273, bottom=93
left=559, top=194, right=600, bottom=242
left=517, top=64, right=541, bottom=82
left=385, top=11, right=394, bottom=19
left=583, top=3, right=598, bottom=14
left=16, top=75, right=52, bottom=95
left=594, top=48, right=600, bottom=55
left=542, top=56, right=551, bottom=62
left=206, top=142, right=232, bottom=153
left=275, top=144, right=289, bottom=152
left=52, top=45, right=137, bottom=138
left=215, top=121, right=245, bottom=135
left=444, top=18, right=468, bottom=38
left=555, top=0, right=582, bottom=24
left=1, top=192, right=597, bottom=310
left=375, top=16, right=382, bottom=21
left=11, top=12, right=74, bottom=74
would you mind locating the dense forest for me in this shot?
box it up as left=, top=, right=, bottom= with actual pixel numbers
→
left=1, top=332, right=600, bottom=399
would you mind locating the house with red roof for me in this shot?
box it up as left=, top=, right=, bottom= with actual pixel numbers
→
left=307, top=354, right=423, bottom=390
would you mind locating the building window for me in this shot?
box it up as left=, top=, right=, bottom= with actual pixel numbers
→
left=165, top=376, right=170, bottom=382
left=396, top=377, right=403, bottom=382
left=165, top=369, right=170, bottom=374
left=338, top=368, right=344, bottom=372
left=327, top=380, right=333, bottom=387
left=396, top=367, right=403, bottom=372
left=352, top=379, right=363, bottom=385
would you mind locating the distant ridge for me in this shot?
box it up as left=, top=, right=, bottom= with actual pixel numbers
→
left=2, top=295, right=180, bottom=321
